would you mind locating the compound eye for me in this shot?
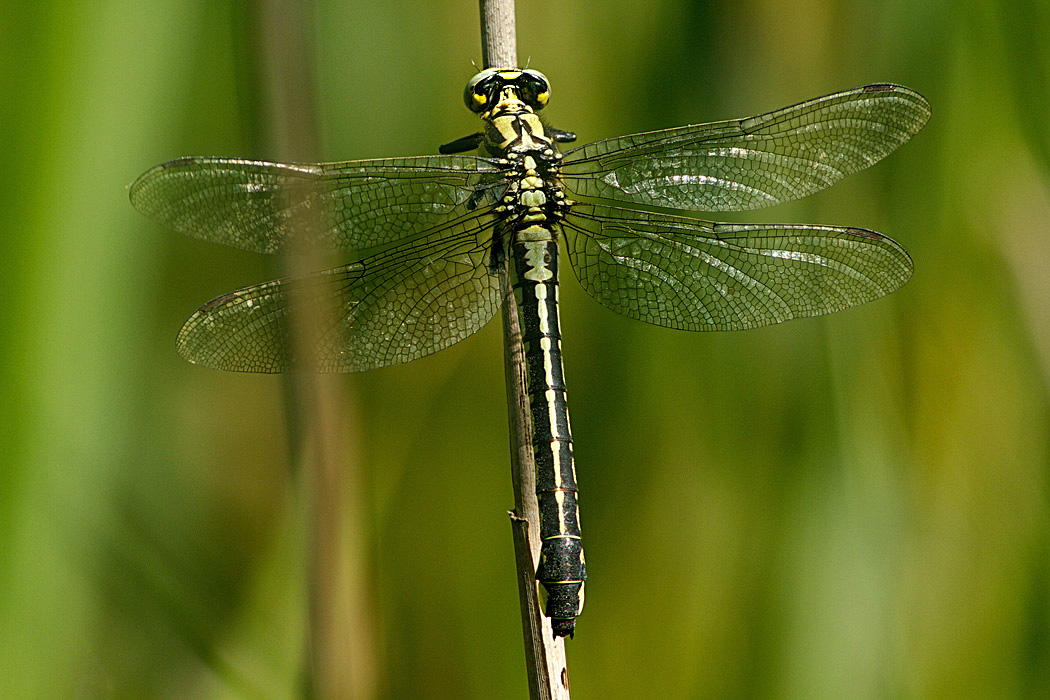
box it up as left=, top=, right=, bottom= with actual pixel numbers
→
left=519, top=69, right=551, bottom=110
left=464, top=68, right=501, bottom=113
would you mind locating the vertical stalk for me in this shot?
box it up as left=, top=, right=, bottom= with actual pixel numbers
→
left=479, top=1, right=572, bottom=698
left=240, top=1, right=376, bottom=698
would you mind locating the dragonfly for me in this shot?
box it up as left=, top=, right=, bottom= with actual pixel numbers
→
left=130, top=68, right=930, bottom=637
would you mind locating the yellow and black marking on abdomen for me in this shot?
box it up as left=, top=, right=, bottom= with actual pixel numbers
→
left=509, top=232, right=586, bottom=638
left=454, top=67, right=586, bottom=637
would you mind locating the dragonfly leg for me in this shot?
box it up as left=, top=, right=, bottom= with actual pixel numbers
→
left=439, top=132, right=484, bottom=154
left=549, top=128, right=576, bottom=143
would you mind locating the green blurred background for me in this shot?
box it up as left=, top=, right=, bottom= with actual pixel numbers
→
left=2, top=0, right=1049, bottom=698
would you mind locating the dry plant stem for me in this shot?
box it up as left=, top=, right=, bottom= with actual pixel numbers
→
left=480, top=0, right=572, bottom=698
left=479, top=0, right=517, bottom=68
left=503, top=288, right=572, bottom=700
left=248, top=1, right=376, bottom=699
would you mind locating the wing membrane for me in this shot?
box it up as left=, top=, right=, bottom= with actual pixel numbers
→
left=176, top=212, right=506, bottom=372
left=563, top=204, right=912, bottom=331
left=130, top=155, right=503, bottom=254
left=560, top=84, right=930, bottom=212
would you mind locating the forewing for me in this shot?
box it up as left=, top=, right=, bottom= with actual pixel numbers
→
left=563, top=204, right=912, bottom=331
left=176, top=213, right=506, bottom=372
left=130, top=155, right=503, bottom=254
left=560, top=84, right=930, bottom=212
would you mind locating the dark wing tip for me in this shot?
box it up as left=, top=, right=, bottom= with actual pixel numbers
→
left=174, top=287, right=291, bottom=373
left=862, top=83, right=900, bottom=94
left=129, top=158, right=205, bottom=212
left=844, top=226, right=915, bottom=287
left=845, top=225, right=913, bottom=255
left=844, top=225, right=886, bottom=241
left=861, top=82, right=932, bottom=124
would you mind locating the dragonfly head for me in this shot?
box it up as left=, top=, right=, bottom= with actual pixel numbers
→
left=463, top=68, right=551, bottom=117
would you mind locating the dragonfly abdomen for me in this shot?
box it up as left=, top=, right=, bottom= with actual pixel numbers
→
left=509, top=234, right=586, bottom=638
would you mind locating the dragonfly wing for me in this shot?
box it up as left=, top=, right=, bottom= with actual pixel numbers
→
left=177, top=213, right=506, bottom=372
left=560, top=84, right=930, bottom=212
left=130, top=155, right=503, bottom=254
left=563, top=204, right=912, bottom=331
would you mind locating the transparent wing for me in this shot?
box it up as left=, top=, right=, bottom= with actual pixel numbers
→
left=130, top=155, right=503, bottom=254
left=176, top=213, right=506, bottom=372
left=563, top=204, right=912, bottom=331
left=560, top=84, right=930, bottom=212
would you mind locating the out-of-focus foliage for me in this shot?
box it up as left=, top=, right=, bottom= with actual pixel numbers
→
left=1, top=1, right=1047, bottom=699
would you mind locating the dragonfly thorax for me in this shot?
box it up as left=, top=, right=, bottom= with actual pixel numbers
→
left=493, top=139, right=570, bottom=237
left=485, top=109, right=557, bottom=154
